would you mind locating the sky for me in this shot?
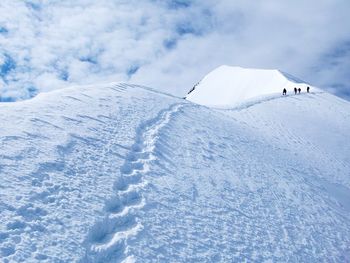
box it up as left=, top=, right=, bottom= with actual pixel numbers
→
left=0, top=0, right=349, bottom=101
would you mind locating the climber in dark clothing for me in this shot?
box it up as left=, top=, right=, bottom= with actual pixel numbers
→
left=294, top=87, right=297, bottom=95
left=283, top=88, right=287, bottom=96
left=298, top=88, right=301, bottom=94
left=307, top=86, right=310, bottom=93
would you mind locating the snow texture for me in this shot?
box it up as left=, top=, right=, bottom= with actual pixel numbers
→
left=0, top=72, right=350, bottom=262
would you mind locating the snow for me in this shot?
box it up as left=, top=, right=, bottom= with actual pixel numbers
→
left=186, top=65, right=319, bottom=107
left=128, top=91, right=350, bottom=262
left=0, top=83, right=182, bottom=262
left=0, top=74, right=350, bottom=262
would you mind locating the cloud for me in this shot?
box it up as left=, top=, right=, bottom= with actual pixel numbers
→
left=0, top=0, right=349, bottom=101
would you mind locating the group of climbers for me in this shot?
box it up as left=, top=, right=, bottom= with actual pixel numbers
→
left=283, top=86, right=310, bottom=96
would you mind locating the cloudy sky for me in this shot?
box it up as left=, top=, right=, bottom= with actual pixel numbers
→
left=0, top=0, right=349, bottom=101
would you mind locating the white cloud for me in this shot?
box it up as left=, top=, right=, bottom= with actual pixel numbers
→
left=0, top=0, right=349, bottom=101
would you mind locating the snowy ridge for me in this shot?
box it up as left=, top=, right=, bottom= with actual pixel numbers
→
left=186, top=65, right=318, bottom=107
left=82, top=102, right=184, bottom=262
left=0, top=82, right=183, bottom=262
left=215, top=90, right=325, bottom=111
left=1, top=72, right=350, bottom=262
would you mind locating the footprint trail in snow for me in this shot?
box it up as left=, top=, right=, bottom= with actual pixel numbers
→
left=83, top=103, right=184, bottom=262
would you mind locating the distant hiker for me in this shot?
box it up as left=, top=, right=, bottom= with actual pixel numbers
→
left=298, top=88, right=301, bottom=94
left=283, top=88, right=287, bottom=96
left=294, top=87, right=297, bottom=95
left=307, top=86, right=310, bottom=93
left=187, top=86, right=195, bottom=95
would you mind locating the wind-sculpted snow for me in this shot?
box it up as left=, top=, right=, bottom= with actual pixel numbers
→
left=0, top=83, right=184, bottom=262
left=0, top=81, right=349, bottom=262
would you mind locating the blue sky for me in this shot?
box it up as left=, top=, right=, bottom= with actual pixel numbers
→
left=0, top=0, right=349, bottom=101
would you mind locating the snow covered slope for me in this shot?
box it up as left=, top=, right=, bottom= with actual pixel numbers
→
left=0, top=83, right=184, bottom=262
left=186, top=65, right=318, bottom=107
left=0, top=80, right=350, bottom=262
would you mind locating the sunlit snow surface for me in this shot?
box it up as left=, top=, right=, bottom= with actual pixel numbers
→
left=186, top=65, right=320, bottom=107
left=0, top=82, right=349, bottom=262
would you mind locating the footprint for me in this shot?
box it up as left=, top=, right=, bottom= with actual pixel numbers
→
left=113, top=174, right=142, bottom=191
left=120, top=162, right=144, bottom=175
left=88, top=214, right=137, bottom=244
left=105, top=198, right=123, bottom=214
left=121, top=191, right=142, bottom=207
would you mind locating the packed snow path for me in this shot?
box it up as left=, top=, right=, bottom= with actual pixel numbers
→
left=82, top=103, right=184, bottom=262
left=0, top=82, right=349, bottom=262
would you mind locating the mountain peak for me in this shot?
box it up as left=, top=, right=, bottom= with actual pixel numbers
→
left=186, top=65, right=317, bottom=107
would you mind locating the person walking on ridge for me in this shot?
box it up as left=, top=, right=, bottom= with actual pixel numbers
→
left=298, top=88, right=301, bottom=94
left=283, top=88, right=287, bottom=96
left=307, top=86, right=310, bottom=93
left=294, top=87, right=297, bottom=95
